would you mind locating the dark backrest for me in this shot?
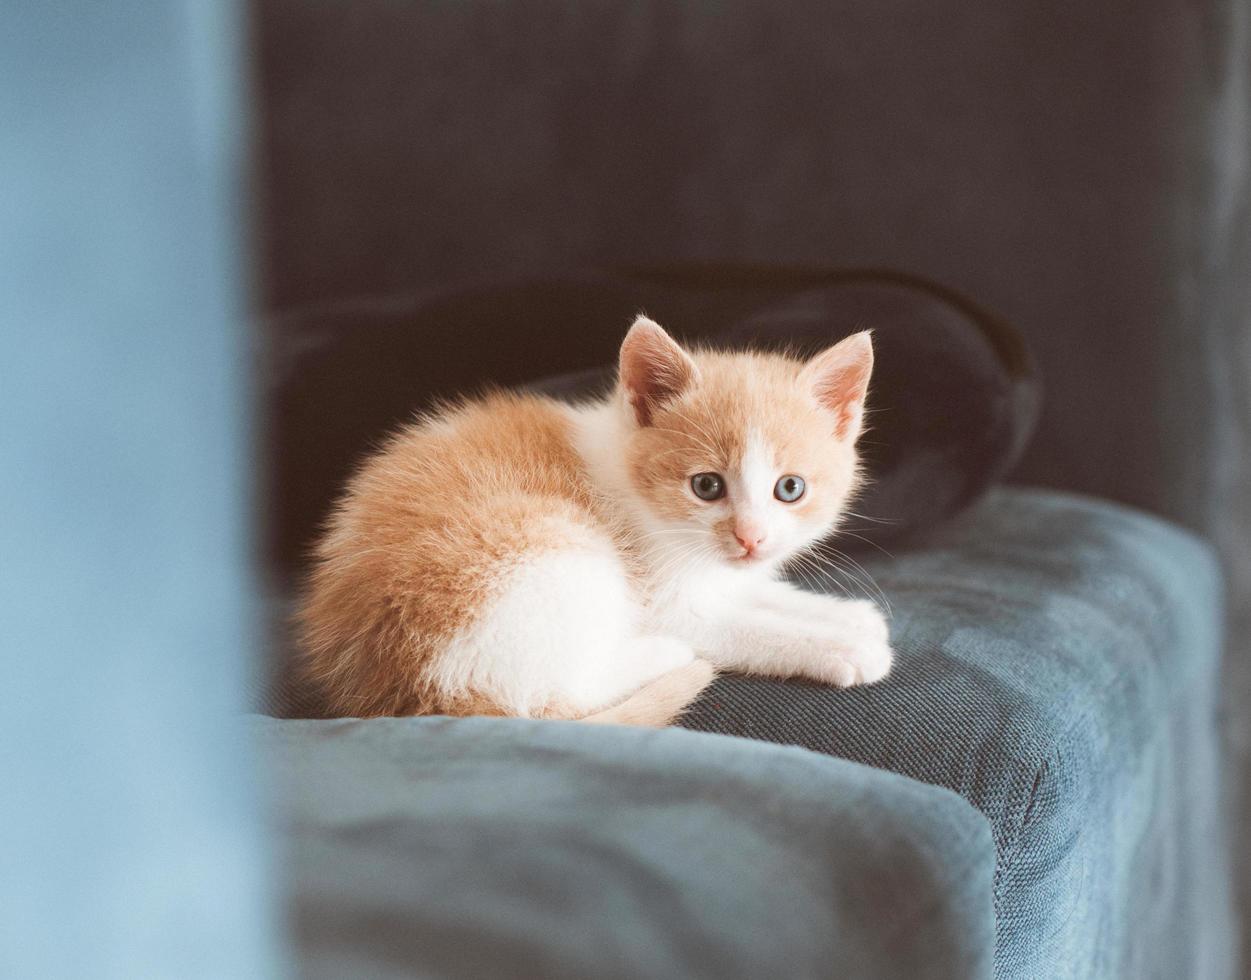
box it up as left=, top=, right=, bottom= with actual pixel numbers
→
left=255, top=0, right=1250, bottom=535
left=254, top=1, right=1251, bottom=933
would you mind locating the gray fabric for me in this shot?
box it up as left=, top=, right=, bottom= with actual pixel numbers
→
left=254, top=1, right=1250, bottom=967
left=681, top=488, right=1234, bottom=979
left=254, top=715, right=994, bottom=980
left=259, top=488, right=1236, bottom=978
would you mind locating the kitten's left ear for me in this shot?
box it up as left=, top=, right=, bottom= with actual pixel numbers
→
left=619, top=315, right=699, bottom=427
left=800, top=331, right=874, bottom=441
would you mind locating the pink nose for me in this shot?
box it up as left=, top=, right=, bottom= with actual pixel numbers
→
left=734, top=525, right=767, bottom=554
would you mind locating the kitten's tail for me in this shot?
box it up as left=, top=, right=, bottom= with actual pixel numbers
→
left=582, top=659, right=717, bottom=727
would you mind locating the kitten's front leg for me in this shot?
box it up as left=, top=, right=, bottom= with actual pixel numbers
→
left=684, top=584, right=892, bottom=687
left=754, top=579, right=889, bottom=636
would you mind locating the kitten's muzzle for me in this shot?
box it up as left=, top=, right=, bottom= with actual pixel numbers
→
left=733, top=523, right=767, bottom=559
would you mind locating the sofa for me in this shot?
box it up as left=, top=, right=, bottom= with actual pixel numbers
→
left=251, top=2, right=1250, bottom=978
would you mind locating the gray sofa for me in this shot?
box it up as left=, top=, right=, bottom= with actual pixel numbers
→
left=253, top=2, right=1250, bottom=978
left=261, top=489, right=1229, bottom=977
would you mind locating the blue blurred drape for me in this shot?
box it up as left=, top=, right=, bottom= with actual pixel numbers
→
left=1, top=3, right=279, bottom=976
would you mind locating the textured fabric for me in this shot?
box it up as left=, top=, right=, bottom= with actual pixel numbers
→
left=248, top=5, right=1245, bottom=941
left=254, top=715, right=994, bottom=980
left=264, top=268, right=1036, bottom=581
left=254, top=1, right=1251, bottom=953
left=258, top=488, right=1236, bottom=977
left=681, top=488, right=1234, bottom=979
left=0, top=4, right=280, bottom=977
left=253, top=2, right=1250, bottom=966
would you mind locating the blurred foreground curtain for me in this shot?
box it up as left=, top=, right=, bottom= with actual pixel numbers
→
left=0, top=3, right=279, bottom=977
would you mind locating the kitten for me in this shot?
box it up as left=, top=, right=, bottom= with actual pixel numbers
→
left=297, top=316, right=892, bottom=725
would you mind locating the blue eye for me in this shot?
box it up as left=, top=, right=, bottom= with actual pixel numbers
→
left=774, top=475, right=806, bottom=502
left=690, top=472, right=726, bottom=501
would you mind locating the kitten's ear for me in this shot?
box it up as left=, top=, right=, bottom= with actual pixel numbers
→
left=619, top=316, right=698, bottom=427
left=800, top=331, right=874, bottom=441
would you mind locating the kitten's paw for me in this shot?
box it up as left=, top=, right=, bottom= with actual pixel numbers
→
left=836, top=599, right=891, bottom=646
left=809, top=654, right=860, bottom=688
left=806, top=644, right=892, bottom=688
left=807, top=602, right=893, bottom=687
left=628, top=634, right=696, bottom=679
left=834, top=600, right=892, bottom=684
left=848, top=636, right=893, bottom=685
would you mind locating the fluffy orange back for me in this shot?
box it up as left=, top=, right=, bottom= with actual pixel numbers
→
left=297, top=392, right=599, bottom=716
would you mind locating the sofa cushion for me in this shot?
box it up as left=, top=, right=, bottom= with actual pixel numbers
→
left=254, top=715, right=993, bottom=980
left=680, top=488, right=1234, bottom=978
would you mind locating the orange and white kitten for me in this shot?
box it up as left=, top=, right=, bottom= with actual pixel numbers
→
left=297, top=317, right=892, bottom=725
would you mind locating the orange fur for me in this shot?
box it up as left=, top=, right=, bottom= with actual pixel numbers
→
left=581, top=660, right=719, bottom=726
left=625, top=349, right=863, bottom=529
left=297, top=327, right=874, bottom=722
left=297, top=392, right=604, bottom=717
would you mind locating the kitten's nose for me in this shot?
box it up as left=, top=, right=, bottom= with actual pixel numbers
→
left=734, top=523, right=767, bottom=555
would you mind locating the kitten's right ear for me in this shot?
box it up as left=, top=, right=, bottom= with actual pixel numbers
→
left=619, top=316, right=698, bottom=427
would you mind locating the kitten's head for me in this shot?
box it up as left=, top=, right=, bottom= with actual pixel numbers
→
left=617, top=316, right=873, bottom=570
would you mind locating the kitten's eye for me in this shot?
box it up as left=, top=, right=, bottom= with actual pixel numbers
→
left=690, top=472, right=726, bottom=501
left=774, top=475, right=806, bottom=502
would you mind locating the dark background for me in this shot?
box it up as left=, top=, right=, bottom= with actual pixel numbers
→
left=251, top=0, right=1251, bottom=954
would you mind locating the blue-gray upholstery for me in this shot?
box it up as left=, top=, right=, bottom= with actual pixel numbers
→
left=255, top=716, right=993, bottom=980
left=249, top=0, right=1248, bottom=975
left=2, top=3, right=279, bottom=977
left=260, top=488, right=1234, bottom=978
left=9, top=0, right=1244, bottom=976
left=255, top=6, right=1250, bottom=954
left=683, top=489, right=1234, bottom=977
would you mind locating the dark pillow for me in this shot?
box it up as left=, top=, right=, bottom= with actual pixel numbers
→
left=266, top=266, right=1037, bottom=587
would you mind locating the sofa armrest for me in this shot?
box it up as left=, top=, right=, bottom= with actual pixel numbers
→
left=255, top=716, right=993, bottom=979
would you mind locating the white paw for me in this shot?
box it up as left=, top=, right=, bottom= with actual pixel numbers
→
left=847, top=635, right=893, bottom=685
left=808, top=654, right=860, bottom=687
left=806, top=644, right=892, bottom=688
left=834, top=599, right=891, bottom=646
left=839, top=601, right=893, bottom=685
left=630, top=634, right=697, bottom=678
left=808, top=602, right=893, bottom=687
